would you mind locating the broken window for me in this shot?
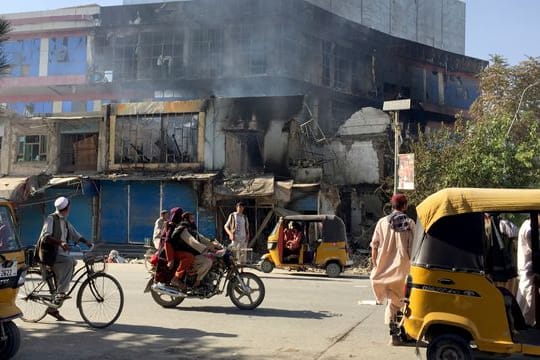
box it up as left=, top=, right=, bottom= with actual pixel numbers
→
left=321, top=41, right=332, bottom=86
left=111, top=35, right=138, bottom=80
left=17, top=135, right=47, bottom=162
left=334, top=45, right=350, bottom=91
left=233, top=25, right=266, bottom=75
left=60, top=133, right=98, bottom=172
left=138, top=31, right=184, bottom=80
left=114, top=113, right=198, bottom=164
left=191, top=28, right=223, bottom=78
left=3, top=38, right=40, bottom=77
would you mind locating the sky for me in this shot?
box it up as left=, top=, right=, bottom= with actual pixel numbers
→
left=1, top=0, right=539, bottom=65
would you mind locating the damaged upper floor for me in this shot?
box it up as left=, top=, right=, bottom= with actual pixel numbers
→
left=0, top=0, right=486, bottom=136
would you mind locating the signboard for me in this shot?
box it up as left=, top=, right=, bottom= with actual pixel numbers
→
left=398, top=153, right=414, bottom=190
left=382, top=99, right=411, bottom=111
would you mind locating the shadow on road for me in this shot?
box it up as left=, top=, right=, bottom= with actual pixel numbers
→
left=174, top=306, right=340, bottom=319
left=18, top=322, right=255, bottom=360
left=260, top=273, right=369, bottom=281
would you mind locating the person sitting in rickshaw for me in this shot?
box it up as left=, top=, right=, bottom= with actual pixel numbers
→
left=283, top=221, right=302, bottom=262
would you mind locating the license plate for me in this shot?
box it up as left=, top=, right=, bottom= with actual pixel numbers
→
left=0, top=260, right=17, bottom=278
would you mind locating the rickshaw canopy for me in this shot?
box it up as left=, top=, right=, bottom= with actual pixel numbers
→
left=417, top=188, right=540, bottom=232
left=281, top=215, right=347, bottom=244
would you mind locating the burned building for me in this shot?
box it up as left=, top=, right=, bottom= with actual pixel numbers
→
left=0, top=0, right=486, bottom=252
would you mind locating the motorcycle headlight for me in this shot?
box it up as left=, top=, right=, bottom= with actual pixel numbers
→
left=16, top=269, right=26, bottom=287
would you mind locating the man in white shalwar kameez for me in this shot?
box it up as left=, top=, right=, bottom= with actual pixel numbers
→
left=370, top=194, right=414, bottom=344
left=516, top=216, right=539, bottom=327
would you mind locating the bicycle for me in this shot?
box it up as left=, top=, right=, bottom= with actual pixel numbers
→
left=143, top=244, right=157, bottom=272
left=17, top=246, right=124, bottom=329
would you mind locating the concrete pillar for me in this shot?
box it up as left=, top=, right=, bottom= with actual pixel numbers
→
left=39, top=38, right=49, bottom=76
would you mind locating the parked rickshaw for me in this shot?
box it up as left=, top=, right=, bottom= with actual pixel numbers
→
left=259, top=215, right=353, bottom=277
left=399, top=188, right=540, bottom=359
left=0, top=200, right=27, bottom=359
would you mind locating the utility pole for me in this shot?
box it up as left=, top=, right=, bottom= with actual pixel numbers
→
left=393, top=111, right=400, bottom=195
left=383, top=99, right=411, bottom=195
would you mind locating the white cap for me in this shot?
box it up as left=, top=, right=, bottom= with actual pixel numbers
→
left=54, top=196, right=70, bottom=211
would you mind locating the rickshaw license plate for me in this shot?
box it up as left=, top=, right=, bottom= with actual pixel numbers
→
left=0, top=260, right=17, bottom=278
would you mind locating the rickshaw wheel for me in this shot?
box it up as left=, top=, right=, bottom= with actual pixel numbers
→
left=260, top=259, right=274, bottom=273
left=325, top=262, right=341, bottom=278
left=426, top=334, right=472, bottom=360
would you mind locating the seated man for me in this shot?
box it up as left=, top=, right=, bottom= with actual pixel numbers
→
left=283, top=221, right=302, bottom=262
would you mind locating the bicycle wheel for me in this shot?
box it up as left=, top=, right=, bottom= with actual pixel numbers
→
left=143, top=248, right=156, bottom=272
left=17, top=270, right=48, bottom=323
left=77, top=272, right=124, bottom=328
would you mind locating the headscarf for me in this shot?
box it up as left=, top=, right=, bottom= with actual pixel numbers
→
left=168, top=207, right=183, bottom=224
left=160, top=207, right=183, bottom=246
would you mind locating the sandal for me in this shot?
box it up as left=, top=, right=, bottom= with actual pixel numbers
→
left=47, top=308, right=67, bottom=321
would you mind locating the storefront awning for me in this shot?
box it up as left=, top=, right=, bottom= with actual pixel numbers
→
left=214, top=175, right=274, bottom=197
left=0, top=177, right=33, bottom=202
left=31, top=176, right=83, bottom=195
left=88, top=173, right=217, bottom=182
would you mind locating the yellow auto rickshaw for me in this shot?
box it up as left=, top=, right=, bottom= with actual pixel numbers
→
left=0, top=200, right=27, bottom=359
left=259, top=215, right=353, bottom=277
left=399, top=188, right=540, bottom=359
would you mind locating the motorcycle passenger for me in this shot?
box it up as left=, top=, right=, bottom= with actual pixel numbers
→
left=170, top=212, right=220, bottom=288
left=165, top=210, right=194, bottom=293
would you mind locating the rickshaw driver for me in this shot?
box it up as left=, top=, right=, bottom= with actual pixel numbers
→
left=516, top=214, right=540, bottom=327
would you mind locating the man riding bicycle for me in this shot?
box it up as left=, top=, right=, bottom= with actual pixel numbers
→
left=36, top=196, right=93, bottom=320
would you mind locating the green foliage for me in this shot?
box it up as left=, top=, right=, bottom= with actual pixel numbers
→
left=407, top=56, right=540, bottom=205
left=0, top=18, right=10, bottom=77
left=0, top=18, right=10, bottom=115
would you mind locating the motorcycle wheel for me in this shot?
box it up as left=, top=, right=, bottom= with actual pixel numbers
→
left=149, top=283, right=185, bottom=308
left=227, top=272, right=265, bottom=310
left=0, top=321, right=21, bottom=360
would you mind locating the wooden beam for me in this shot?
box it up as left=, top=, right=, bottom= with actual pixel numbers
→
left=248, top=209, right=274, bottom=248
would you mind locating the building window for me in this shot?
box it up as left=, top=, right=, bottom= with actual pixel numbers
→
left=137, top=31, right=184, bottom=80
left=334, top=45, right=350, bottom=91
left=114, top=113, right=198, bottom=164
left=17, top=135, right=47, bottom=162
left=322, top=41, right=332, bottom=86
left=233, top=25, right=266, bottom=75
left=191, top=28, right=223, bottom=78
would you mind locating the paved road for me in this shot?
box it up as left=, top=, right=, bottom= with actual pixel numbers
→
left=12, top=263, right=524, bottom=360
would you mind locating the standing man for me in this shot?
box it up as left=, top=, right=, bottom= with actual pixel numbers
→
left=153, top=209, right=168, bottom=249
left=224, top=201, right=250, bottom=264
left=370, top=193, right=414, bottom=345
left=516, top=214, right=539, bottom=327
left=36, top=196, right=93, bottom=320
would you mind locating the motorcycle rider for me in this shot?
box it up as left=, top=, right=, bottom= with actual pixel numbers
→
left=169, top=211, right=221, bottom=288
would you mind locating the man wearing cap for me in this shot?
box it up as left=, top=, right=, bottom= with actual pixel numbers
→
left=224, top=202, right=250, bottom=264
left=369, top=193, right=414, bottom=345
left=37, top=196, right=93, bottom=320
left=153, top=209, right=169, bottom=249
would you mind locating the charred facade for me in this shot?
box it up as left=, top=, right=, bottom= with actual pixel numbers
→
left=0, top=0, right=486, bottom=252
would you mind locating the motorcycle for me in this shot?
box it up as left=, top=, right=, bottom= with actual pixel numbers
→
left=144, top=248, right=265, bottom=310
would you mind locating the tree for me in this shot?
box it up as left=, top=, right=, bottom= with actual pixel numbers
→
left=0, top=18, right=11, bottom=115
left=406, top=56, right=540, bottom=205
left=0, top=18, right=10, bottom=76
